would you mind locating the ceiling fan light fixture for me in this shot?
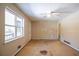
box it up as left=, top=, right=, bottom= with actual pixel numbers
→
left=47, top=14, right=51, bottom=17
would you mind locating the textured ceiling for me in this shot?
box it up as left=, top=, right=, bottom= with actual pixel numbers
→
left=16, top=3, right=79, bottom=21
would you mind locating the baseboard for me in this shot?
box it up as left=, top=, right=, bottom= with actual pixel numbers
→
left=61, top=40, right=79, bottom=52
left=12, top=39, right=31, bottom=56
left=12, top=43, right=26, bottom=56
left=32, top=39, right=58, bottom=40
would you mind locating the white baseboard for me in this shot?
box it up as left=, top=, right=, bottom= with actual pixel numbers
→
left=12, top=40, right=31, bottom=56
left=61, top=40, right=79, bottom=52
left=32, top=39, right=58, bottom=40
left=12, top=43, right=26, bottom=56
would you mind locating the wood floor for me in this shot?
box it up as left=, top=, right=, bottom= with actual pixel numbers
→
left=16, top=40, right=79, bottom=56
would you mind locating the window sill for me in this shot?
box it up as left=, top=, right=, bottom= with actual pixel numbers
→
left=4, top=35, right=24, bottom=44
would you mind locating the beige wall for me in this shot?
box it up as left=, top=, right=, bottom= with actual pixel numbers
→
left=31, top=20, right=59, bottom=40
left=60, top=11, right=79, bottom=51
left=0, top=4, right=31, bottom=55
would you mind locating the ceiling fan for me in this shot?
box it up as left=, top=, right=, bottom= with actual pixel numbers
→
left=40, top=11, right=65, bottom=18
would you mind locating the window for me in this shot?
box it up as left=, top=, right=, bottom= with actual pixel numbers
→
left=5, top=8, right=24, bottom=43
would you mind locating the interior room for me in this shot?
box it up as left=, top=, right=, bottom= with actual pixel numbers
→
left=0, top=3, right=79, bottom=56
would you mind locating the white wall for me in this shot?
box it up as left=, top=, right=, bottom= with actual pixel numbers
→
left=0, top=4, right=31, bottom=56
left=60, top=11, right=79, bottom=51
left=31, top=20, right=59, bottom=40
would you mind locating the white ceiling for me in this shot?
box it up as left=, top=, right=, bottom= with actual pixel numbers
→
left=16, top=3, right=79, bottom=21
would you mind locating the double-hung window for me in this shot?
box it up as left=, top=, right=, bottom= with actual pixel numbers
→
left=5, top=8, right=24, bottom=43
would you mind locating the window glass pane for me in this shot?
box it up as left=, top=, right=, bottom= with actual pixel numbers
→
left=5, top=26, right=15, bottom=41
left=16, top=17, right=23, bottom=27
left=5, top=10, right=15, bottom=25
left=17, top=28, right=22, bottom=37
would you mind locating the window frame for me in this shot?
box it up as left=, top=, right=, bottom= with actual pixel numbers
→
left=5, top=7, right=24, bottom=43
